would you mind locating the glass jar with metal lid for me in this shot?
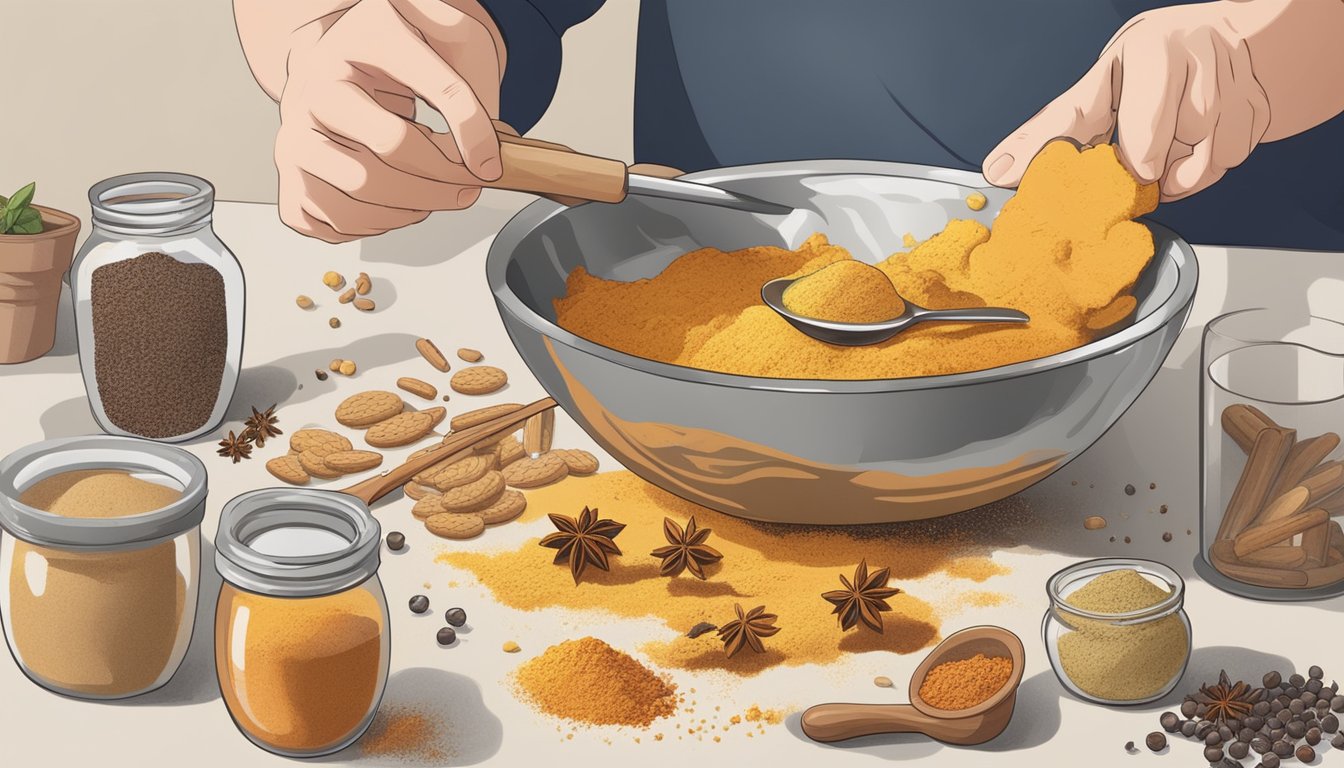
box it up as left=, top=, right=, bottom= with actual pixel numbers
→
left=214, top=489, right=389, bottom=757
left=0, top=435, right=206, bottom=699
left=71, top=172, right=244, bottom=442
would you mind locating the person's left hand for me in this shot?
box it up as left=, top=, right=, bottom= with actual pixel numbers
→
left=982, top=3, right=1272, bottom=202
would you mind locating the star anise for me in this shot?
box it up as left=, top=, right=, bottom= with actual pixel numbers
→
left=821, top=559, right=902, bottom=633
left=1187, top=670, right=1262, bottom=724
left=243, top=404, right=282, bottom=447
left=216, top=430, right=253, bottom=463
left=716, top=603, right=779, bottom=658
left=539, top=506, right=625, bottom=583
left=651, top=516, right=723, bottom=579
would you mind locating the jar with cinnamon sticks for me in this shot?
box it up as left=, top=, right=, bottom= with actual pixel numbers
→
left=1200, top=309, right=1344, bottom=599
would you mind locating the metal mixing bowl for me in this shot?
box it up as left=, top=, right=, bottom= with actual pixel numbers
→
left=487, top=160, right=1198, bottom=525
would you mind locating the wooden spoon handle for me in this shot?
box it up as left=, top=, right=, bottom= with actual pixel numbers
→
left=340, top=397, right=558, bottom=505
left=494, top=132, right=628, bottom=204
left=801, top=703, right=931, bottom=743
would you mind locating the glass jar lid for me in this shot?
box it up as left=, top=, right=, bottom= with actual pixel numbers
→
left=215, top=489, right=381, bottom=598
left=0, top=436, right=207, bottom=549
left=87, top=172, right=214, bottom=236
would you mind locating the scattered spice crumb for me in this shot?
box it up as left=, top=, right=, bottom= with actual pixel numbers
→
left=1084, top=515, right=1107, bottom=530
left=874, top=675, right=894, bottom=688
left=359, top=706, right=446, bottom=762
left=329, top=317, right=341, bottom=329
left=1149, top=482, right=1157, bottom=490
left=1124, top=484, right=1136, bottom=495
left=1123, top=536, right=1132, bottom=544
left=1162, top=532, right=1173, bottom=542
left=743, top=705, right=783, bottom=725
left=295, top=295, right=314, bottom=310
left=1160, top=504, right=1168, bottom=514
left=314, top=369, right=328, bottom=381
left=1125, top=740, right=1137, bottom=753
left=943, top=556, right=1009, bottom=582
left=513, top=637, right=677, bottom=727
left=503, top=640, right=520, bottom=653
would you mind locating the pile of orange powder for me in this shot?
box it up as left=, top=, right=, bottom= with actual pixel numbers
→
left=555, top=141, right=1158, bottom=379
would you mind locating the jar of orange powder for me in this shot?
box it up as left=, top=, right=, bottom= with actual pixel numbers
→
left=213, top=489, right=389, bottom=757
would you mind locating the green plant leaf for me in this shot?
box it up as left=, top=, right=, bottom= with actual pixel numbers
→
left=7, top=182, right=34, bottom=213
left=9, top=207, right=42, bottom=234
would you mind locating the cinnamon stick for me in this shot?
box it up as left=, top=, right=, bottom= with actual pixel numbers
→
left=1304, top=560, right=1344, bottom=588
left=1266, top=433, right=1341, bottom=502
left=522, top=409, right=555, bottom=457
left=1222, top=403, right=1278, bottom=453
left=1210, top=540, right=1309, bottom=588
left=1257, top=486, right=1310, bottom=526
left=1301, top=461, right=1344, bottom=505
left=1216, top=426, right=1295, bottom=541
left=1302, top=523, right=1331, bottom=567
left=1234, top=507, right=1329, bottom=558
left=1239, top=546, right=1308, bottom=569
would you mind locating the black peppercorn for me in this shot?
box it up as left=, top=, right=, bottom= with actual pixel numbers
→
left=1197, top=721, right=1217, bottom=740
left=1239, top=727, right=1256, bottom=743
left=1262, top=752, right=1281, bottom=768
left=385, top=531, right=406, bottom=551
left=1251, top=735, right=1271, bottom=754
left=1273, top=739, right=1294, bottom=758
left=1146, top=731, right=1166, bottom=752
left=1307, top=679, right=1324, bottom=694
left=1206, top=730, right=1223, bottom=746
left=1291, top=674, right=1307, bottom=689
left=1181, top=720, right=1198, bottom=738
left=445, top=607, right=467, bottom=627
left=1254, top=700, right=1273, bottom=717
left=1333, top=732, right=1344, bottom=749
left=1307, top=726, right=1322, bottom=745
left=1322, top=714, right=1339, bottom=733
left=1182, top=699, right=1200, bottom=718
left=436, top=626, right=457, bottom=645
left=1310, top=665, right=1324, bottom=681
left=1332, top=695, right=1344, bottom=713
left=1265, top=671, right=1283, bottom=689
left=408, top=594, right=429, bottom=614
left=1160, top=712, right=1181, bottom=733
left=1287, top=720, right=1307, bottom=740
left=1228, top=740, right=1250, bottom=760
left=1203, top=746, right=1223, bottom=763
left=1296, top=745, right=1316, bottom=763
left=1301, top=691, right=1318, bottom=706
left=1268, top=717, right=1284, bottom=731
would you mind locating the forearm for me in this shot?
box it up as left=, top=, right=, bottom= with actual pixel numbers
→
left=1229, top=0, right=1344, bottom=141
left=234, top=0, right=356, bottom=101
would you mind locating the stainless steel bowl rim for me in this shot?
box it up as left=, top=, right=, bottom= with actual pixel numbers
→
left=487, top=159, right=1199, bottom=394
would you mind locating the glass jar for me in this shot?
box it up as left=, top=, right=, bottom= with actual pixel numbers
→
left=1198, top=309, right=1344, bottom=600
left=1042, top=558, right=1191, bottom=705
left=0, top=436, right=205, bottom=699
left=214, top=489, right=389, bottom=758
left=71, top=172, right=245, bottom=442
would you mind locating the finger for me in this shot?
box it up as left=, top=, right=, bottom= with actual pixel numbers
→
left=352, top=12, right=501, bottom=181
left=1229, top=38, right=1271, bottom=148
left=311, top=80, right=477, bottom=181
left=983, top=55, right=1117, bottom=187
left=1174, top=33, right=1218, bottom=146
left=279, top=181, right=360, bottom=244
left=389, top=0, right=502, bottom=115
left=304, top=129, right=482, bottom=210
left=1115, top=37, right=1185, bottom=183
left=299, top=172, right=431, bottom=237
left=1161, top=136, right=1224, bottom=201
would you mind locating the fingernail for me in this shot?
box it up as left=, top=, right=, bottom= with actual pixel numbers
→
left=986, top=153, right=1014, bottom=181
left=458, top=187, right=480, bottom=207
left=477, top=156, right=502, bottom=182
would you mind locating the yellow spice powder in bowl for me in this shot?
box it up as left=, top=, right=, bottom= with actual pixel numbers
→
left=781, top=260, right=905, bottom=323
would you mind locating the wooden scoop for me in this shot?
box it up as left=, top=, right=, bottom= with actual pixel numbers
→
left=801, top=626, right=1025, bottom=746
left=340, top=397, right=556, bottom=504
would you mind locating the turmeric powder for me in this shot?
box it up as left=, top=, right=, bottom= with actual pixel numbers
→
left=918, top=653, right=1013, bottom=710
left=514, top=637, right=678, bottom=727
left=781, top=260, right=904, bottom=323
left=554, top=141, right=1157, bottom=380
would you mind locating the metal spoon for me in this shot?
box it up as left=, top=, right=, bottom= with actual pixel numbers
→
left=761, top=277, right=1029, bottom=346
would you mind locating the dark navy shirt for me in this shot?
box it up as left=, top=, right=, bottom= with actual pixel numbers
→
left=477, top=0, right=1344, bottom=250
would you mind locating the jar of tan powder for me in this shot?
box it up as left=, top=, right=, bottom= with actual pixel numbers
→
left=1042, top=558, right=1191, bottom=705
left=0, top=436, right=206, bottom=699
left=214, top=489, right=389, bottom=757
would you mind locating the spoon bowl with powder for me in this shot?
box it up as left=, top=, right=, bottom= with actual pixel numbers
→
left=761, top=263, right=1029, bottom=346
left=801, top=625, right=1025, bottom=745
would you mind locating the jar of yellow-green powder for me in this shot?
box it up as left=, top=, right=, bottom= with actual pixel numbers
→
left=1042, top=558, right=1191, bottom=705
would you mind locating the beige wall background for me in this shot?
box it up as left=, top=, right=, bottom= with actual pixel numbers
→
left=1, top=0, right=636, bottom=222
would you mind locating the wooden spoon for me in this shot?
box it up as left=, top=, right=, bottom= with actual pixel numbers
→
left=801, top=625, right=1025, bottom=746
left=340, top=397, right=557, bottom=505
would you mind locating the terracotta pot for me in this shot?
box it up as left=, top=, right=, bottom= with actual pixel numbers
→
left=0, top=205, right=81, bottom=363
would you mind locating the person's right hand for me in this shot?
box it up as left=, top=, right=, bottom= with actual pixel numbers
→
left=275, top=0, right=505, bottom=242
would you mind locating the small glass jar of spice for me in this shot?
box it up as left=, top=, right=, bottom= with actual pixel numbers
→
left=214, top=489, right=389, bottom=757
left=71, top=172, right=244, bottom=442
left=1042, top=558, right=1191, bottom=705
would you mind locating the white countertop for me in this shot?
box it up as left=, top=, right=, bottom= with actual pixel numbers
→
left=2, top=195, right=1344, bottom=767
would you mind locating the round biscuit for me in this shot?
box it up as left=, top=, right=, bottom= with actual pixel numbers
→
left=366, top=411, right=435, bottom=448
left=404, top=482, right=439, bottom=501
left=323, top=450, right=384, bottom=473
left=299, top=449, right=345, bottom=479
left=265, top=455, right=309, bottom=485
left=552, top=448, right=599, bottom=476
left=429, top=454, right=494, bottom=492
left=502, top=453, right=568, bottom=489
left=449, top=366, right=508, bottom=395
left=425, top=513, right=485, bottom=540
left=412, top=495, right=445, bottom=519
left=476, top=490, right=527, bottom=525
left=335, top=390, right=405, bottom=427
left=290, top=428, right=352, bottom=455
left=439, top=471, right=506, bottom=513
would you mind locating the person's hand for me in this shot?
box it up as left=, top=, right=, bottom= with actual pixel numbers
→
left=274, top=0, right=506, bottom=242
left=984, top=3, right=1278, bottom=202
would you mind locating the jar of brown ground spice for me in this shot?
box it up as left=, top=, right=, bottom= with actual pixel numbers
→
left=72, top=172, right=244, bottom=442
left=214, top=489, right=389, bottom=757
left=0, top=436, right=206, bottom=699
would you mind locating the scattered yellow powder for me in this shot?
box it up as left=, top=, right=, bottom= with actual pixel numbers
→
left=918, top=653, right=1012, bottom=710
left=781, top=260, right=904, bottom=323
left=439, top=472, right=1030, bottom=675
left=965, top=191, right=988, bottom=211
left=514, top=637, right=678, bottom=727
left=1056, top=568, right=1187, bottom=701
left=744, top=705, right=783, bottom=725
left=956, top=591, right=1009, bottom=610
left=902, top=233, right=919, bottom=248
left=502, top=641, right=520, bottom=653
left=359, top=707, right=446, bottom=763
left=554, top=141, right=1156, bottom=380
left=943, top=556, right=1010, bottom=582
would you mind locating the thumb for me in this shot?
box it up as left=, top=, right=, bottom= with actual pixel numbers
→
left=983, top=56, right=1119, bottom=187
